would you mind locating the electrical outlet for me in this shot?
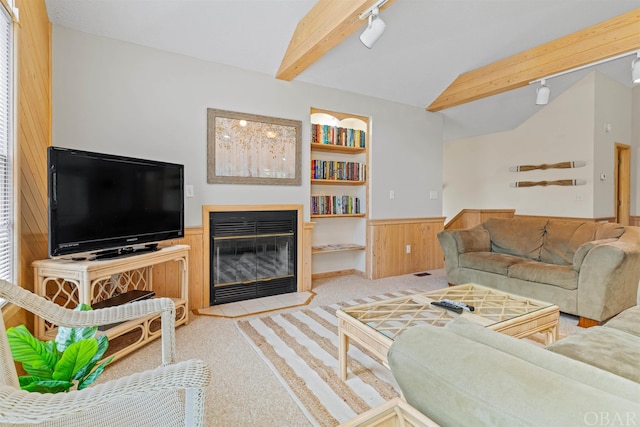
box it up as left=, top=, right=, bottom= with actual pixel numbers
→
left=429, top=191, right=438, bottom=200
left=389, top=190, right=395, bottom=199
left=406, top=245, right=411, bottom=254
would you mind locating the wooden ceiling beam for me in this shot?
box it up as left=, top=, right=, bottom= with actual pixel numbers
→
left=276, top=0, right=395, bottom=81
left=427, top=8, right=640, bottom=112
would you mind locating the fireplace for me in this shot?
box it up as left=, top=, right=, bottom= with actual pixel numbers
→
left=210, top=210, right=297, bottom=305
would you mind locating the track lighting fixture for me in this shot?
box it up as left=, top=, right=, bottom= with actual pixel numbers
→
left=632, top=52, right=640, bottom=84
left=536, top=79, right=550, bottom=105
left=359, top=0, right=388, bottom=49
left=530, top=50, right=640, bottom=105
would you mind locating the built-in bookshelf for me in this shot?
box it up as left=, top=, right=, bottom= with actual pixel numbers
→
left=310, top=108, right=369, bottom=275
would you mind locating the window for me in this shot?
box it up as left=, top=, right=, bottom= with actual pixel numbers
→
left=0, top=4, right=13, bottom=285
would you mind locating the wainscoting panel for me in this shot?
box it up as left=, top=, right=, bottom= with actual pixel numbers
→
left=161, top=228, right=204, bottom=310
left=444, top=209, right=515, bottom=230
left=367, top=217, right=445, bottom=280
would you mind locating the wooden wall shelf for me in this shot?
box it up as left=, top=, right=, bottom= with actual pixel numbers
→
left=311, top=213, right=366, bottom=218
left=310, top=107, right=369, bottom=277
left=310, top=143, right=366, bottom=154
left=311, top=179, right=366, bottom=186
left=312, top=244, right=365, bottom=254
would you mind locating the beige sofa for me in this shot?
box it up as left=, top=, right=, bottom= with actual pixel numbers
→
left=388, top=299, right=640, bottom=427
left=437, top=217, right=640, bottom=324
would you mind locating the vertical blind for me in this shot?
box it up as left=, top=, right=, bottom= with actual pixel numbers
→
left=0, top=5, right=12, bottom=284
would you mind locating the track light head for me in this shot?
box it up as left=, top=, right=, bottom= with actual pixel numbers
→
left=632, top=53, right=640, bottom=84
left=536, top=79, right=550, bottom=105
left=360, top=8, right=385, bottom=49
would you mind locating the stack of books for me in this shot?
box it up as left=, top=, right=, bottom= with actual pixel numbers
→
left=311, top=160, right=365, bottom=181
left=311, top=124, right=366, bottom=148
left=311, top=195, right=361, bottom=215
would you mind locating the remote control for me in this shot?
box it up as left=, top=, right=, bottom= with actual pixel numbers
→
left=431, top=300, right=463, bottom=314
left=442, top=299, right=475, bottom=312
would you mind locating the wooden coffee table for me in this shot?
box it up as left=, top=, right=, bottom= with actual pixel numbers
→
left=337, top=283, right=559, bottom=380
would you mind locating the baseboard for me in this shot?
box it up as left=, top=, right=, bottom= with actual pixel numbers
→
left=312, top=269, right=365, bottom=281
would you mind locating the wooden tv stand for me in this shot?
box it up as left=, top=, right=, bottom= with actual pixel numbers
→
left=33, top=245, right=189, bottom=363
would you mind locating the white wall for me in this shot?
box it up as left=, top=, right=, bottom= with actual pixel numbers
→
left=632, top=85, right=640, bottom=214
left=593, top=72, right=632, bottom=218
left=51, top=27, right=443, bottom=228
left=443, top=72, right=634, bottom=221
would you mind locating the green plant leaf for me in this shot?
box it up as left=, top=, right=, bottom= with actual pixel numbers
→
left=72, top=334, right=110, bottom=381
left=55, top=304, right=98, bottom=353
left=19, top=375, right=41, bottom=387
left=52, top=339, right=98, bottom=382
left=78, top=356, right=113, bottom=390
left=20, top=377, right=73, bottom=393
left=6, top=325, right=58, bottom=379
left=9, top=305, right=111, bottom=393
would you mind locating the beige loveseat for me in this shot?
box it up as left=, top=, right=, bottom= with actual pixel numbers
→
left=388, top=300, right=640, bottom=427
left=437, top=217, right=640, bottom=325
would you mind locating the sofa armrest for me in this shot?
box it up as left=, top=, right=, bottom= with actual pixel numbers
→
left=577, top=238, right=640, bottom=321
left=452, top=228, right=491, bottom=253
left=572, top=238, right=617, bottom=271
left=437, top=229, right=490, bottom=276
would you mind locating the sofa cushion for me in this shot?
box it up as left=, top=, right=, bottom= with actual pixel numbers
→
left=389, top=320, right=640, bottom=427
left=453, top=228, right=490, bottom=253
left=508, top=261, right=578, bottom=290
left=595, top=222, right=625, bottom=240
left=604, top=305, right=640, bottom=338
left=483, top=218, right=546, bottom=260
left=459, top=252, right=524, bottom=275
left=445, top=318, right=640, bottom=399
left=546, top=326, right=640, bottom=383
left=540, top=221, right=598, bottom=265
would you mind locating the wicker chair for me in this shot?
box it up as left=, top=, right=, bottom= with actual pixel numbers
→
left=0, top=280, right=210, bottom=426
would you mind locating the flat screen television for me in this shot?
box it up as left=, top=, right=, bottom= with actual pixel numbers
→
left=48, top=147, right=184, bottom=259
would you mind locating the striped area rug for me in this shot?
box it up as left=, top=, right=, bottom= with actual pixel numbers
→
left=236, top=290, right=420, bottom=427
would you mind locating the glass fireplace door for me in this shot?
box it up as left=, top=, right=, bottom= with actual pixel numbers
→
left=210, top=210, right=297, bottom=305
left=213, top=237, right=257, bottom=289
left=256, top=234, right=295, bottom=281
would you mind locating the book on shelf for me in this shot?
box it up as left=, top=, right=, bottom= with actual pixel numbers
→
left=310, top=194, right=361, bottom=215
left=311, top=124, right=366, bottom=148
left=311, top=160, right=366, bottom=181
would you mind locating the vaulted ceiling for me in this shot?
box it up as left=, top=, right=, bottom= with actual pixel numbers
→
left=45, top=0, right=640, bottom=140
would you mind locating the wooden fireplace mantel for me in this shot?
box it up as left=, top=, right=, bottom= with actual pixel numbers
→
left=201, top=204, right=308, bottom=307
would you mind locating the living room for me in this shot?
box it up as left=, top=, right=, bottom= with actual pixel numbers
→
left=4, top=0, right=640, bottom=426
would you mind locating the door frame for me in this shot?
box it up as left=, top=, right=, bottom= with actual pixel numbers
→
left=614, top=143, right=631, bottom=225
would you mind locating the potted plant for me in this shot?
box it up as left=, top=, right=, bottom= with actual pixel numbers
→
left=6, top=304, right=113, bottom=393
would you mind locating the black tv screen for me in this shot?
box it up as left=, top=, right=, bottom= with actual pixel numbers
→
left=48, top=147, right=184, bottom=258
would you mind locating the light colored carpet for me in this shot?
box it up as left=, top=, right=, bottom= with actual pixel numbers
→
left=236, top=287, right=581, bottom=426
left=96, top=270, right=583, bottom=426
left=236, top=290, right=416, bottom=426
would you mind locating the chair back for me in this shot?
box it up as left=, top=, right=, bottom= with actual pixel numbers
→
left=0, top=297, right=20, bottom=388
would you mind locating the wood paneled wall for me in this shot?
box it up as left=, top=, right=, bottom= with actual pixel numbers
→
left=4, top=0, right=51, bottom=329
left=155, top=227, right=204, bottom=311
left=367, top=217, right=445, bottom=280
left=445, top=209, right=622, bottom=232
left=444, top=209, right=515, bottom=230
left=631, top=216, right=640, bottom=227
left=515, top=214, right=613, bottom=223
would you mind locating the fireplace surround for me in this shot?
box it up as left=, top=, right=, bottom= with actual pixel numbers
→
left=209, top=209, right=298, bottom=305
